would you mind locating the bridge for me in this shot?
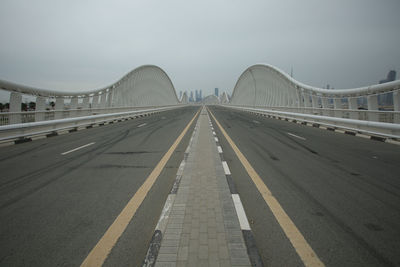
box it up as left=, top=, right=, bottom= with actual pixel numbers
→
left=0, top=64, right=399, bottom=266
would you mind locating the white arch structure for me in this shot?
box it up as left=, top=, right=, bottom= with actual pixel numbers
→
left=0, top=65, right=180, bottom=124
left=230, top=64, right=400, bottom=123
left=203, top=95, right=220, bottom=105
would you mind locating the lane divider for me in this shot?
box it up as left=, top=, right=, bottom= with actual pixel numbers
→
left=208, top=115, right=263, bottom=267
left=208, top=108, right=325, bottom=267
left=287, top=132, right=306, bottom=141
left=142, top=112, right=200, bottom=267
left=61, top=142, right=95, bottom=155
left=80, top=109, right=200, bottom=267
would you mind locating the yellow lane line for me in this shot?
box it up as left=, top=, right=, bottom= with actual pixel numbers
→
left=81, top=109, right=200, bottom=267
left=208, top=108, right=324, bottom=267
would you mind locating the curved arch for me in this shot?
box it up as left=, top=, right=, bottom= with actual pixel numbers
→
left=203, top=95, right=219, bottom=104
left=0, top=65, right=179, bottom=107
left=230, top=64, right=400, bottom=107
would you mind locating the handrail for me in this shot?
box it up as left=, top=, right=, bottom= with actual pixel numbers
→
left=0, top=105, right=183, bottom=142
left=226, top=105, right=400, bottom=139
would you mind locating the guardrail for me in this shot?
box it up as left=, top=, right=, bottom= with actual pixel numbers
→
left=235, top=106, right=400, bottom=124
left=224, top=105, right=400, bottom=139
left=0, top=105, right=180, bottom=126
left=0, top=105, right=183, bottom=143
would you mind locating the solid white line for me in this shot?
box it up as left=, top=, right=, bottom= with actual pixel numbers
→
left=232, top=194, right=251, bottom=230
left=217, top=146, right=223, bottom=153
left=287, top=132, right=306, bottom=140
left=61, top=142, right=95, bottom=155
left=137, top=123, right=147, bottom=128
left=215, top=137, right=219, bottom=142
left=222, top=161, right=231, bottom=175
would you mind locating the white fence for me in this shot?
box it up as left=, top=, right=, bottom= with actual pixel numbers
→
left=226, top=105, right=400, bottom=139
left=0, top=106, right=182, bottom=142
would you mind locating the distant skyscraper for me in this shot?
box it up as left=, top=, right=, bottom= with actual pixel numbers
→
left=215, top=88, right=219, bottom=97
left=189, top=91, right=194, bottom=102
left=195, top=90, right=199, bottom=102
left=379, top=70, right=396, bottom=84
left=199, top=90, right=202, bottom=101
left=379, top=70, right=396, bottom=106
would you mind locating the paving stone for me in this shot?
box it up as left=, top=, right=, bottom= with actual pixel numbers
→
left=209, top=252, right=220, bottom=267
left=180, top=233, right=190, bottom=246
left=155, top=110, right=252, bottom=267
left=159, top=246, right=179, bottom=254
left=177, top=246, right=189, bottom=261
left=156, top=253, right=177, bottom=262
left=154, top=261, right=177, bottom=267
left=218, top=245, right=229, bottom=259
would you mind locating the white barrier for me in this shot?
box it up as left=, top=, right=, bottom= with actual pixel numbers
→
left=0, top=105, right=182, bottom=142
left=225, top=105, right=400, bottom=139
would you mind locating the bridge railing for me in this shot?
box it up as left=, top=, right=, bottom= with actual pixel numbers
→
left=0, top=105, right=183, bottom=143
left=225, top=105, right=400, bottom=139
left=0, top=105, right=179, bottom=126
left=244, top=106, right=400, bottom=124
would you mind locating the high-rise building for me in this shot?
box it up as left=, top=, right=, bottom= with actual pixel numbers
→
left=199, top=90, right=202, bottom=101
left=215, top=88, right=219, bottom=97
left=379, top=70, right=396, bottom=84
left=379, top=70, right=396, bottom=106
left=189, top=91, right=194, bottom=102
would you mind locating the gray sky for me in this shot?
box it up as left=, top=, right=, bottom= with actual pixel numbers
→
left=0, top=0, right=399, bottom=102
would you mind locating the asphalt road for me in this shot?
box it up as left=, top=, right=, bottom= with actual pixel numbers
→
left=209, top=105, right=400, bottom=267
left=0, top=106, right=199, bottom=267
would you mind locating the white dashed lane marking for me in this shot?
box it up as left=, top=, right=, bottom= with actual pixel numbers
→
left=61, top=142, right=95, bottom=155
left=222, top=161, right=231, bottom=175
left=287, top=132, right=306, bottom=141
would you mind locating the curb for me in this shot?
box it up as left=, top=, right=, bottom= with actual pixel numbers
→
left=209, top=115, right=264, bottom=267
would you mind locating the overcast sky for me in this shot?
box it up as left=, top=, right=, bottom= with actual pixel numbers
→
left=0, top=0, right=399, bottom=101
